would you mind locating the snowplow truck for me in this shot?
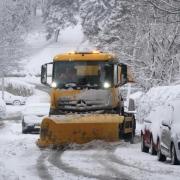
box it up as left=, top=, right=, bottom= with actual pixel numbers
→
left=37, top=51, right=135, bottom=148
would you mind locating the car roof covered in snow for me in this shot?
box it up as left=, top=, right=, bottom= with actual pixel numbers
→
left=23, top=103, right=50, bottom=115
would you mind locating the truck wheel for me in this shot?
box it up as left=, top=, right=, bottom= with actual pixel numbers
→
left=141, top=135, right=149, bottom=153
left=171, top=144, right=179, bottom=165
left=157, top=140, right=166, bottom=161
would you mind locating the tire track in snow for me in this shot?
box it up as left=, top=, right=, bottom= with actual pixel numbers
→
left=107, top=151, right=174, bottom=175
left=48, top=150, right=121, bottom=180
left=92, top=149, right=175, bottom=180
left=93, top=152, right=133, bottom=180
left=36, top=150, right=53, bottom=180
left=0, top=122, right=5, bottom=129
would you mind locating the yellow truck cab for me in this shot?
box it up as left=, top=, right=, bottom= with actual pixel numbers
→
left=41, top=51, right=133, bottom=115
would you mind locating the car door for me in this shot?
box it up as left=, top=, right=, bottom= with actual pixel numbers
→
left=160, top=105, right=173, bottom=155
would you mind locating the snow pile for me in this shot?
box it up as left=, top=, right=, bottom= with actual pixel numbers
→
left=53, top=140, right=123, bottom=151
left=4, top=78, right=35, bottom=97
left=137, top=85, right=180, bottom=122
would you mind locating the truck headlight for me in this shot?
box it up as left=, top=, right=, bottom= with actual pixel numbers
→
left=103, top=82, right=110, bottom=88
left=51, top=82, right=57, bottom=88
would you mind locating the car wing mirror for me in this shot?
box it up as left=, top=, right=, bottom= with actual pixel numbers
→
left=162, top=120, right=171, bottom=129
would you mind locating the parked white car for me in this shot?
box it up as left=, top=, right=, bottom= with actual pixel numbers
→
left=0, top=98, right=6, bottom=119
left=0, top=91, right=26, bottom=105
left=157, top=100, right=180, bottom=165
left=22, top=103, right=50, bottom=133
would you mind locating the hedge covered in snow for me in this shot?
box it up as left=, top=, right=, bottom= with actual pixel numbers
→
left=4, top=78, right=35, bottom=97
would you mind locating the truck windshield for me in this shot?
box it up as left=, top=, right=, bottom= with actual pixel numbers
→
left=53, top=61, right=113, bottom=89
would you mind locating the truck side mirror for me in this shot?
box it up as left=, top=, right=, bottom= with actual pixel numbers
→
left=162, top=120, right=171, bottom=129
left=117, top=64, right=135, bottom=86
left=120, top=64, right=128, bottom=85
left=41, top=64, right=47, bottom=85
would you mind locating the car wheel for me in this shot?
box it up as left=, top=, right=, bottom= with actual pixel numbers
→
left=149, top=137, right=157, bottom=155
left=13, top=100, right=21, bottom=106
left=157, top=140, right=166, bottom=162
left=171, top=144, right=179, bottom=165
left=141, top=135, right=149, bottom=153
left=22, top=128, right=28, bottom=134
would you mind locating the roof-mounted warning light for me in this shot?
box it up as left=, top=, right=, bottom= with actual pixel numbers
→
left=68, top=51, right=76, bottom=54
left=92, top=50, right=100, bottom=54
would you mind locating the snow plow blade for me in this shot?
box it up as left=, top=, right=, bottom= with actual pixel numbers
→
left=36, top=114, right=125, bottom=148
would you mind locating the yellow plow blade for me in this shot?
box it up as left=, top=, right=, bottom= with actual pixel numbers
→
left=37, top=114, right=124, bottom=148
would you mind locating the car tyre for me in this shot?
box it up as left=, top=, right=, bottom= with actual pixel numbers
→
left=157, top=140, right=166, bottom=162
left=22, top=129, right=28, bottom=134
left=149, top=137, right=157, bottom=155
left=13, top=100, right=21, bottom=106
left=171, top=144, right=179, bottom=165
left=141, top=135, right=149, bottom=153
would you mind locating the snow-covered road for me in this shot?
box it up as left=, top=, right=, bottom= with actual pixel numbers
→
left=0, top=118, right=179, bottom=180
left=0, top=86, right=179, bottom=180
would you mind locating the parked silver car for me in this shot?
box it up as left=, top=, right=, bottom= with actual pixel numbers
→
left=22, top=103, right=50, bottom=134
left=157, top=100, right=180, bottom=165
left=0, top=91, right=26, bottom=105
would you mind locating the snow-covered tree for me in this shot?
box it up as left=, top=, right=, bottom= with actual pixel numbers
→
left=0, top=0, right=32, bottom=73
left=42, top=0, right=79, bottom=42
left=79, top=0, right=180, bottom=89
